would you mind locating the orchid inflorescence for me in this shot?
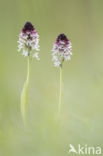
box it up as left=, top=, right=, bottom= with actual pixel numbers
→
left=52, top=33, right=72, bottom=67
left=18, top=22, right=40, bottom=60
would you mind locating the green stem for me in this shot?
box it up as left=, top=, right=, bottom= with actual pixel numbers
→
left=21, top=56, right=31, bottom=123
left=58, top=66, right=63, bottom=115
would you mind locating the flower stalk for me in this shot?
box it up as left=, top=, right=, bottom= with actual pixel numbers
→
left=58, top=65, right=63, bottom=115
left=21, top=55, right=31, bottom=123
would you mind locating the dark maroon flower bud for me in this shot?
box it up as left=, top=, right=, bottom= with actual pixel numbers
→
left=22, top=22, right=34, bottom=33
left=57, top=34, right=68, bottom=42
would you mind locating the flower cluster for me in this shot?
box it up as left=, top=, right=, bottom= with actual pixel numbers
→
left=52, top=34, right=72, bottom=67
left=18, top=22, right=40, bottom=60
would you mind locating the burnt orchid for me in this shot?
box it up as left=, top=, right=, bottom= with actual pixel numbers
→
left=52, top=34, right=72, bottom=115
left=18, top=22, right=40, bottom=60
left=52, top=34, right=72, bottom=67
left=18, top=22, right=40, bottom=123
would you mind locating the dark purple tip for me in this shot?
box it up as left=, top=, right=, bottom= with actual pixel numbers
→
left=57, top=33, right=68, bottom=42
left=22, top=22, right=34, bottom=33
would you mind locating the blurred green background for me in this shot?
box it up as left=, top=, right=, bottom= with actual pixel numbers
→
left=0, top=0, right=103, bottom=155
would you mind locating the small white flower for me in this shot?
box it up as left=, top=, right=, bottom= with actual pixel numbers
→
left=22, top=50, right=28, bottom=57
left=52, top=55, right=58, bottom=61
left=33, top=53, right=40, bottom=60
left=54, top=60, right=61, bottom=67
left=64, top=54, right=71, bottom=60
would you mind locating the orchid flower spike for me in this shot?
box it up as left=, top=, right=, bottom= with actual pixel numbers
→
left=18, top=22, right=40, bottom=60
left=52, top=33, right=72, bottom=67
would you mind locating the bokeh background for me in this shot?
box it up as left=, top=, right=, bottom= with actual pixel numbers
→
left=0, top=0, right=103, bottom=155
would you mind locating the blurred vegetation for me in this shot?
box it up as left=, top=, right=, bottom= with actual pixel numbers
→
left=0, top=0, right=103, bottom=155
